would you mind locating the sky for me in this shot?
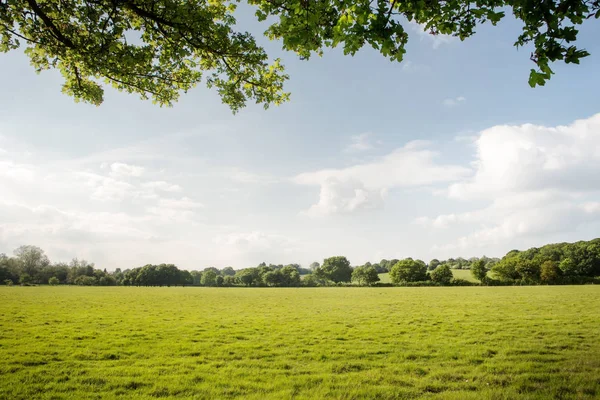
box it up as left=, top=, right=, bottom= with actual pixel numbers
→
left=1, top=8, right=600, bottom=270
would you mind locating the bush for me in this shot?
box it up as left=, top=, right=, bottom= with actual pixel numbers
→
left=19, top=274, right=33, bottom=285
left=430, top=265, right=453, bottom=285
left=48, top=277, right=60, bottom=286
left=395, top=281, right=441, bottom=287
left=483, top=277, right=515, bottom=286
left=222, top=276, right=237, bottom=287
left=4, top=279, right=13, bottom=286
left=74, top=276, right=97, bottom=286
left=390, top=259, right=428, bottom=284
left=448, top=278, right=476, bottom=286
left=98, top=276, right=117, bottom=286
left=540, top=261, right=561, bottom=283
left=471, top=259, right=488, bottom=282
left=371, top=282, right=394, bottom=287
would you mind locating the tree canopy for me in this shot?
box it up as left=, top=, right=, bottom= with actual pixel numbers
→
left=351, top=264, right=380, bottom=286
left=317, top=256, right=353, bottom=283
left=389, top=258, right=428, bottom=284
left=2, top=0, right=597, bottom=111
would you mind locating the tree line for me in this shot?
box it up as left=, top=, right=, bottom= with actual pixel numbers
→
left=2, top=239, right=599, bottom=288
left=483, top=238, right=600, bottom=285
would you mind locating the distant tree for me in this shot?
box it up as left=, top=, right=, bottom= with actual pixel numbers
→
left=201, top=270, right=218, bottom=287
left=263, top=270, right=283, bottom=287
left=515, top=260, right=541, bottom=283
left=223, top=276, right=237, bottom=287
left=190, top=271, right=203, bottom=286
left=280, top=266, right=301, bottom=287
left=428, top=259, right=441, bottom=271
left=389, top=259, right=428, bottom=284
left=471, top=259, right=488, bottom=282
left=221, top=267, right=236, bottom=276
left=491, top=256, right=521, bottom=281
left=379, top=259, right=390, bottom=271
left=351, top=265, right=380, bottom=286
left=215, top=275, right=225, bottom=287
left=309, top=262, right=320, bottom=271
left=14, top=245, right=50, bottom=282
left=455, top=257, right=467, bottom=269
left=378, top=259, right=398, bottom=273
left=203, top=267, right=221, bottom=276
left=302, top=273, right=331, bottom=287
left=540, top=260, right=561, bottom=284
left=19, top=273, right=33, bottom=285
left=236, top=268, right=259, bottom=287
left=559, top=257, right=578, bottom=276
left=320, top=256, right=353, bottom=283
left=74, top=275, right=97, bottom=286
left=44, top=263, right=70, bottom=284
left=48, top=277, right=60, bottom=286
left=0, top=256, right=19, bottom=284
left=430, top=265, right=453, bottom=285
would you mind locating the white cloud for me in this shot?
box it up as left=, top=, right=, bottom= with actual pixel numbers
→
left=448, top=114, right=600, bottom=200
left=157, top=197, right=204, bottom=209
left=442, top=96, right=466, bottom=107
left=431, top=198, right=600, bottom=252
left=108, top=162, right=145, bottom=178
left=344, top=133, right=374, bottom=153
left=410, top=22, right=457, bottom=49
left=141, top=181, right=182, bottom=192
left=0, top=201, right=157, bottom=245
left=303, top=178, right=386, bottom=217
left=79, top=173, right=137, bottom=202
left=295, top=140, right=470, bottom=216
left=419, top=114, right=600, bottom=252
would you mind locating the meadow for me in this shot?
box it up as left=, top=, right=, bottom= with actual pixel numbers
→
left=1, top=286, right=599, bottom=399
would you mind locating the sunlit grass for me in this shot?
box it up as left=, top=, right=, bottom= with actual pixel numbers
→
left=448, top=269, right=479, bottom=282
left=1, top=286, right=599, bottom=399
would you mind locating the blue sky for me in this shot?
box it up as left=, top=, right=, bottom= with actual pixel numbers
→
left=1, top=9, right=600, bottom=270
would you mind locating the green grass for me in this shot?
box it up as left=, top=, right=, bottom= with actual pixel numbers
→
left=449, top=269, right=479, bottom=282
left=1, top=287, right=600, bottom=399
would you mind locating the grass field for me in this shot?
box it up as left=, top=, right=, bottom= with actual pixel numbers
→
left=1, top=287, right=600, bottom=399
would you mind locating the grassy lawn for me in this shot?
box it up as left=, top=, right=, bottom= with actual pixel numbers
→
left=1, top=286, right=599, bottom=399
left=449, top=269, right=479, bottom=282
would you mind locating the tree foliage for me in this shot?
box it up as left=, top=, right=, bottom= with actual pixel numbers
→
left=491, top=239, right=600, bottom=284
left=351, top=264, right=380, bottom=286
left=2, top=0, right=597, bottom=110
left=470, top=259, right=488, bottom=282
left=318, top=256, right=353, bottom=283
left=540, top=260, right=561, bottom=284
left=0, top=0, right=288, bottom=111
left=430, top=264, right=453, bottom=284
left=390, top=259, right=428, bottom=284
left=201, top=270, right=218, bottom=287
